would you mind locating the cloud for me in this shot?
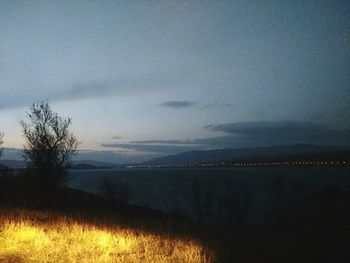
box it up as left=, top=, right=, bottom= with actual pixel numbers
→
left=159, top=100, right=196, bottom=109
left=202, top=102, right=233, bottom=109
left=205, top=121, right=318, bottom=135
left=101, top=142, right=203, bottom=154
left=55, top=77, right=160, bottom=102
left=0, top=67, right=196, bottom=110
left=129, top=139, right=197, bottom=145
left=205, top=121, right=350, bottom=146
left=101, top=137, right=212, bottom=155
left=101, top=121, right=350, bottom=157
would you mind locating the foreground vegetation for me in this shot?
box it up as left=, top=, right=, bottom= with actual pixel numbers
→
left=1, top=169, right=350, bottom=262
left=0, top=209, right=211, bottom=263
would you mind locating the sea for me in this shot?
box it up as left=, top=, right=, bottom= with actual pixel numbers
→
left=66, top=167, right=350, bottom=224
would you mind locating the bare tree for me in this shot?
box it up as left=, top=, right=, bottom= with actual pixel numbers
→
left=20, top=101, right=79, bottom=189
left=0, top=132, right=3, bottom=158
left=0, top=132, right=12, bottom=202
left=0, top=132, right=6, bottom=175
left=0, top=132, right=6, bottom=176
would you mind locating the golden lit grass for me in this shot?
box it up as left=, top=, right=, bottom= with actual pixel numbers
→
left=0, top=210, right=212, bottom=263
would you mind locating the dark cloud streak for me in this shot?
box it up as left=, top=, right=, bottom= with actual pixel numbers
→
left=129, top=139, right=198, bottom=145
left=0, top=67, right=197, bottom=110
left=159, top=101, right=196, bottom=109
left=205, top=121, right=350, bottom=147
left=101, top=121, right=350, bottom=155
left=205, top=121, right=321, bottom=136
left=202, top=102, right=232, bottom=109
left=101, top=142, right=203, bottom=154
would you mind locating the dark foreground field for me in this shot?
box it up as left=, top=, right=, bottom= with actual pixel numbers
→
left=1, top=171, right=350, bottom=262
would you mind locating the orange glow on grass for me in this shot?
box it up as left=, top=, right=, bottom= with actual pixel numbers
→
left=0, top=212, right=212, bottom=262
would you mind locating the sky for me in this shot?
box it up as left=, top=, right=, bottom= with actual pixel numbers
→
left=0, top=0, right=349, bottom=163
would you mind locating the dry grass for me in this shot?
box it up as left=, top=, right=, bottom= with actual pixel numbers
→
left=0, top=210, right=212, bottom=263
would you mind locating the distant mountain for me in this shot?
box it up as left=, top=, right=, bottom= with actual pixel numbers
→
left=70, top=160, right=118, bottom=168
left=223, top=149, right=350, bottom=163
left=143, top=144, right=347, bottom=165
left=1, top=148, right=23, bottom=160
left=1, top=147, right=149, bottom=165
left=0, top=159, right=27, bottom=169
left=0, top=159, right=117, bottom=169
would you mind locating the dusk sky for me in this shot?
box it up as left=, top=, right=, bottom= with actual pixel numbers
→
left=1, top=0, right=349, bottom=163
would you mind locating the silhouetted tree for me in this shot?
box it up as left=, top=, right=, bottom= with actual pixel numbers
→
left=0, top=132, right=12, bottom=203
left=0, top=132, right=6, bottom=176
left=20, top=101, right=79, bottom=192
left=0, top=132, right=3, bottom=177
left=0, top=132, right=3, bottom=157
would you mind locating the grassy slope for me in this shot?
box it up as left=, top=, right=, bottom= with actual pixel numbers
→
left=0, top=209, right=211, bottom=263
